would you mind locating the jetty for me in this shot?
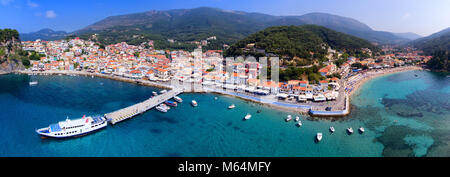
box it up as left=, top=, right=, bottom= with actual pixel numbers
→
left=105, top=88, right=183, bottom=125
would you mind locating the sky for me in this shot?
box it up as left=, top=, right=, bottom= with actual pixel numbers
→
left=0, top=0, right=449, bottom=36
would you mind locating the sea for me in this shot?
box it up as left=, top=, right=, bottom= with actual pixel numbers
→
left=0, top=70, right=448, bottom=157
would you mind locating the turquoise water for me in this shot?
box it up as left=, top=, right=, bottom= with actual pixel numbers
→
left=0, top=71, right=448, bottom=157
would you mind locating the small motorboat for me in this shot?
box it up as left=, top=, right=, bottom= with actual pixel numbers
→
left=295, top=116, right=300, bottom=122
left=330, top=126, right=335, bottom=133
left=165, top=101, right=178, bottom=107
left=244, top=113, right=252, bottom=120
left=155, top=105, right=168, bottom=113
left=297, top=121, right=302, bottom=127
left=174, top=96, right=183, bottom=103
left=359, top=127, right=365, bottom=133
left=191, top=100, right=198, bottom=107
left=347, top=127, right=354, bottom=134
left=285, top=115, right=292, bottom=122
left=228, top=104, right=235, bottom=109
left=316, top=133, right=323, bottom=142
left=152, top=91, right=158, bottom=96
left=160, top=90, right=167, bottom=94
left=29, top=81, right=38, bottom=86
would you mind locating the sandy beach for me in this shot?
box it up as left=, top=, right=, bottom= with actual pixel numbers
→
left=346, top=66, right=422, bottom=97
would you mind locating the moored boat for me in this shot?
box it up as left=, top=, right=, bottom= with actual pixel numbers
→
left=165, top=101, right=178, bottom=107
left=191, top=100, right=198, bottom=107
left=244, top=113, right=252, bottom=120
left=285, top=115, right=292, bottom=122
left=297, top=121, right=302, bottom=127
left=152, top=91, right=158, bottom=96
left=330, top=126, right=335, bottom=133
left=36, top=115, right=107, bottom=138
left=316, top=133, right=323, bottom=142
left=359, top=127, right=365, bottom=133
left=347, top=127, right=354, bottom=134
left=156, top=105, right=168, bottom=113
left=295, top=116, right=300, bottom=122
left=29, top=81, right=38, bottom=86
left=174, top=96, right=183, bottom=103
left=160, top=89, right=167, bottom=94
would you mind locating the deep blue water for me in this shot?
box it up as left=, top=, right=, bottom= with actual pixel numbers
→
left=0, top=71, right=448, bottom=157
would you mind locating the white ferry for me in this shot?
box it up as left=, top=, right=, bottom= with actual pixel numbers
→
left=36, top=115, right=107, bottom=138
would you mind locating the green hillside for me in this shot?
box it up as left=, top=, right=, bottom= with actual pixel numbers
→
left=225, top=25, right=378, bottom=61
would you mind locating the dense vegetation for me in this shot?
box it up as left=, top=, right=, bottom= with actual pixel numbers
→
left=426, top=50, right=449, bottom=72
left=0, top=29, right=33, bottom=69
left=225, top=25, right=378, bottom=61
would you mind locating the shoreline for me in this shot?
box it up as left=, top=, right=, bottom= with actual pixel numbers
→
left=11, top=66, right=422, bottom=117
left=346, top=66, right=422, bottom=97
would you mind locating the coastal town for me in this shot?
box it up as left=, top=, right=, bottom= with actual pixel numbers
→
left=19, top=37, right=429, bottom=115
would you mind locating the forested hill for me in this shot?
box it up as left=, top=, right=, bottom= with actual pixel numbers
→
left=224, top=25, right=378, bottom=60
left=0, top=29, right=31, bottom=72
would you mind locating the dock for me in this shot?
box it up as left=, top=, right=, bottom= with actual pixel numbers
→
left=104, top=88, right=183, bottom=125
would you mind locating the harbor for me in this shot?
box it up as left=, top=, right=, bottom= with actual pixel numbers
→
left=105, top=88, right=183, bottom=125
left=0, top=70, right=447, bottom=157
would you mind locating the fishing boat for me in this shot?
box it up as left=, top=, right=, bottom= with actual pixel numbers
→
left=347, top=127, right=354, bottom=134
left=295, top=116, right=300, bottom=122
left=330, top=126, right=335, bottom=133
left=156, top=104, right=168, bottom=113
left=285, top=115, right=292, bottom=122
left=228, top=104, right=235, bottom=109
left=316, top=133, right=323, bottom=142
left=244, top=113, right=252, bottom=120
left=36, top=115, right=107, bottom=138
left=297, top=121, right=302, bottom=127
left=165, top=100, right=178, bottom=107
left=191, top=100, right=198, bottom=107
left=359, top=127, right=365, bottom=133
left=152, top=91, right=158, bottom=96
left=174, top=96, right=183, bottom=103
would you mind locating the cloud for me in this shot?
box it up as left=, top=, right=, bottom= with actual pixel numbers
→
left=0, top=0, right=14, bottom=6
left=45, top=10, right=57, bottom=18
left=27, top=0, right=38, bottom=8
left=402, top=13, right=411, bottom=19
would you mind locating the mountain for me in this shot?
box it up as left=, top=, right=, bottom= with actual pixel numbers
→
left=410, top=27, right=450, bottom=55
left=292, top=12, right=410, bottom=44
left=20, top=28, right=68, bottom=41
left=393, top=32, right=422, bottom=40
left=225, top=25, right=378, bottom=62
left=73, top=7, right=411, bottom=49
